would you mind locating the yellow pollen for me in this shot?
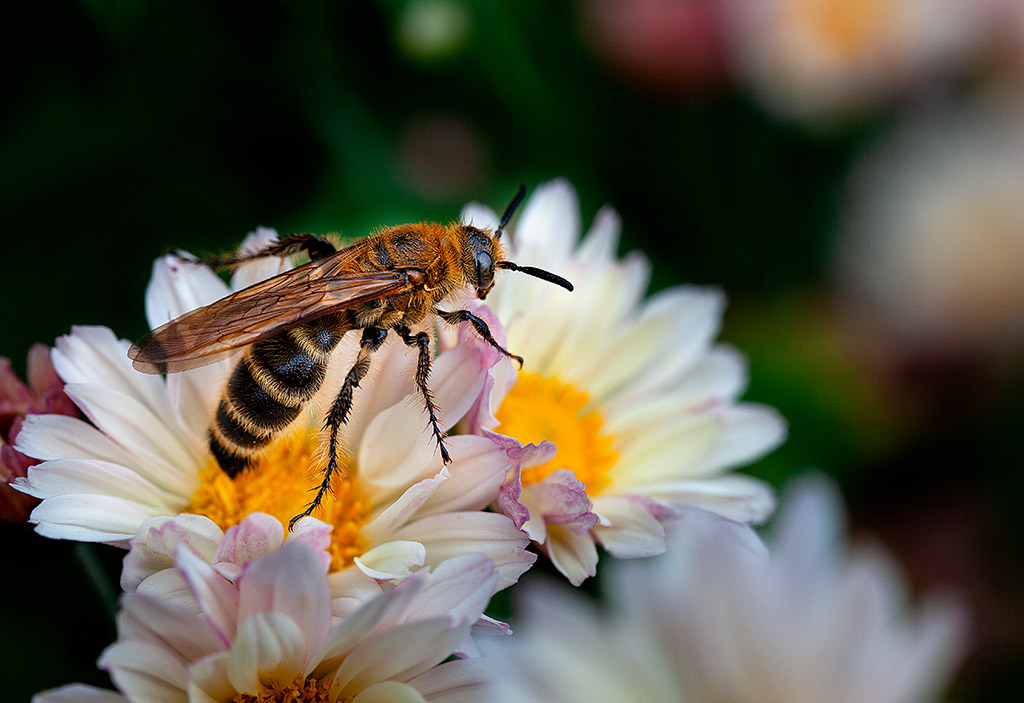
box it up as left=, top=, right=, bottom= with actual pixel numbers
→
left=493, top=372, right=617, bottom=495
left=231, top=676, right=334, bottom=703
left=188, top=430, right=369, bottom=572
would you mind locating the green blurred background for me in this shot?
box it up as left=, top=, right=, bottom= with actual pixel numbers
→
left=3, top=1, right=1023, bottom=699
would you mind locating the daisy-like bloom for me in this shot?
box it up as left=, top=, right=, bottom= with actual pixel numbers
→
left=15, top=228, right=534, bottom=588
left=482, top=476, right=968, bottom=703
left=835, top=95, right=1024, bottom=356
left=36, top=525, right=500, bottom=703
left=726, top=0, right=985, bottom=119
left=0, top=343, right=77, bottom=522
left=460, top=179, right=785, bottom=584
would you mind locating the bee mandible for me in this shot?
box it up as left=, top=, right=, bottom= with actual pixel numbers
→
left=129, top=186, right=573, bottom=527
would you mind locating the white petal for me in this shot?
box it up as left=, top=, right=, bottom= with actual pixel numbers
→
left=429, top=343, right=490, bottom=432
left=123, top=513, right=225, bottom=591
left=53, top=326, right=169, bottom=420
left=610, top=412, right=723, bottom=485
left=187, top=652, right=234, bottom=703
left=31, top=685, right=129, bottom=703
left=353, top=681, right=425, bottom=703
left=770, top=475, right=845, bottom=573
left=101, top=641, right=189, bottom=703
left=358, top=400, right=440, bottom=493
left=315, top=583, right=424, bottom=663
left=459, top=203, right=498, bottom=230
left=640, top=474, right=776, bottom=525
left=214, top=513, right=286, bottom=567
left=29, top=493, right=160, bottom=542
left=177, top=546, right=240, bottom=644
left=511, top=179, right=580, bottom=270
left=62, top=383, right=199, bottom=495
left=602, top=348, right=748, bottom=437
left=331, top=619, right=465, bottom=700
left=407, top=658, right=490, bottom=703
left=19, top=460, right=179, bottom=512
left=231, top=227, right=290, bottom=290
left=226, top=613, right=308, bottom=694
left=618, top=286, right=727, bottom=399
left=391, top=512, right=535, bottom=591
left=165, top=363, right=231, bottom=451
left=354, top=541, right=427, bottom=581
left=575, top=205, right=622, bottom=269
left=329, top=570, right=385, bottom=618
left=391, top=554, right=498, bottom=627
left=693, top=404, right=787, bottom=475
left=591, top=495, right=667, bottom=559
left=544, top=524, right=599, bottom=586
left=413, top=435, right=508, bottom=516
left=236, top=541, right=331, bottom=653
left=115, top=590, right=226, bottom=662
left=360, top=474, right=445, bottom=544
left=15, top=414, right=136, bottom=466
left=145, top=254, right=229, bottom=329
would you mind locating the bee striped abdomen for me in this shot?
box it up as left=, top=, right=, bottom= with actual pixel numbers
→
left=209, top=313, right=349, bottom=477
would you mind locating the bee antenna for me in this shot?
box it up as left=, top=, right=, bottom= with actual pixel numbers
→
left=497, top=260, right=574, bottom=292
left=496, top=184, right=527, bottom=238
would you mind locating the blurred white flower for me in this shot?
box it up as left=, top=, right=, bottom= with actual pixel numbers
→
left=16, top=228, right=534, bottom=588
left=835, top=96, right=1024, bottom=354
left=461, top=179, right=785, bottom=585
left=727, top=0, right=985, bottom=119
left=482, top=475, right=967, bottom=703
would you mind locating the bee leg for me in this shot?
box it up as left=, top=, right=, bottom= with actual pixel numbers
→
left=396, top=325, right=451, bottom=465
left=289, top=325, right=387, bottom=530
left=176, top=233, right=337, bottom=269
left=435, top=308, right=524, bottom=368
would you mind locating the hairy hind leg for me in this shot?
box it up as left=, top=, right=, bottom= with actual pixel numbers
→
left=396, top=325, right=451, bottom=465
left=289, top=325, right=387, bottom=530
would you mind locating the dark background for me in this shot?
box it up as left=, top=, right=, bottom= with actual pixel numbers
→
left=3, top=1, right=1022, bottom=699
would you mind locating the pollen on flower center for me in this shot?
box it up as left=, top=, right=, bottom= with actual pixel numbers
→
left=231, top=675, right=333, bottom=702
left=188, top=430, right=369, bottom=572
left=493, top=372, right=617, bottom=495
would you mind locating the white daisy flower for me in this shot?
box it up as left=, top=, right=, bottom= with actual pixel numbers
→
left=727, top=0, right=986, bottom=119
left=461, top=179, right=785, bottom=584
left=481, top=475, right=968, bottom=703
left=15, top=228, right=535, bottom=588
left=37, top=534, right=499, bottom=703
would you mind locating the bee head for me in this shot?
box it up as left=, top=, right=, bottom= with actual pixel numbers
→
left=481, top=184, right=573, bottom=296
left=460, top=226, right=500, bottom=298
left=461, top=185, right=575, bottom=299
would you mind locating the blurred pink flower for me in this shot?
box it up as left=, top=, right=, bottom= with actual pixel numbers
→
left=580, top=0, right=732, bottom=94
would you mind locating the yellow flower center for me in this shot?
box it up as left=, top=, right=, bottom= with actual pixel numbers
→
left=784, top=0, right=887, bottom=60
left=232, top=676, right=334, bottom=703
left=493, top=372, right=617, bottom=495
left=188, top=430, right=369, bottom=572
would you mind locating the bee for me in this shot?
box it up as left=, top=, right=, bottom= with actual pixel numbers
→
left=129, top=186, right=572, bottom=527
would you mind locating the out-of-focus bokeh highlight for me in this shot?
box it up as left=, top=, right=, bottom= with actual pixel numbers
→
left=2, top=0, right=1023, bottom=700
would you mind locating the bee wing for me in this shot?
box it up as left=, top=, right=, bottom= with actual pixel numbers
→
left=129, top=266, right=409, bottom=374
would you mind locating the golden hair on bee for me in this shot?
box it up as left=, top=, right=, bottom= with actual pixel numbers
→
left=129, top=185, right=572, bottom=527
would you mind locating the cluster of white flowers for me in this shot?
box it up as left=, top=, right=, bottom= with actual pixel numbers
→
left=14, top=181, right=965, bottom=702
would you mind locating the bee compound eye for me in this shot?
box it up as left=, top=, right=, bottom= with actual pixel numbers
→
left=474, top=251, right=494, bottom=288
